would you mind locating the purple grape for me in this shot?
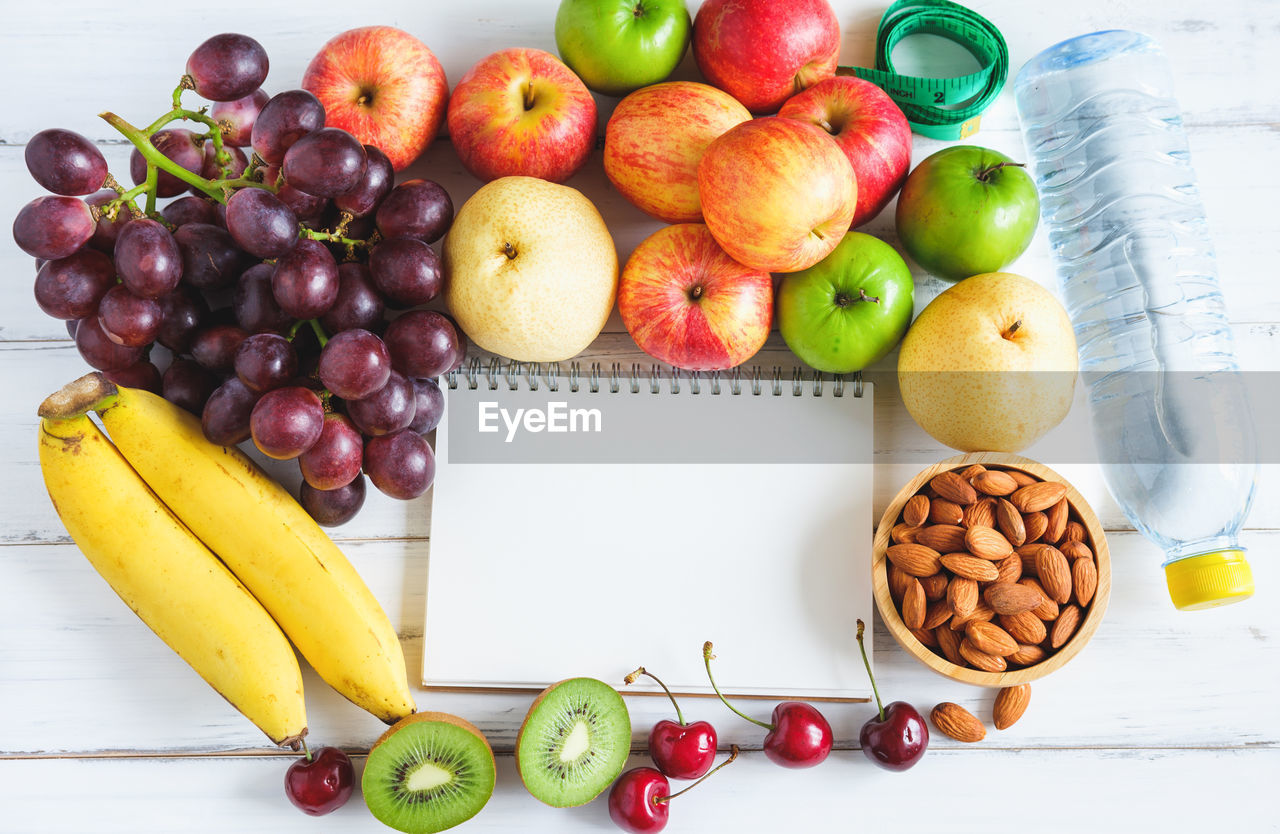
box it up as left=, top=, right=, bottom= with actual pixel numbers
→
left=375, top=179, right=453, bottom=243
left=384, top=310, right=467, bottom=379
left=173, top=223, right=246, bottom=291
left=347, top=370, right=415, bottom=436
left=282, top=128, right=367, bottom=198
left=155, top=286, right=208, bottom=353
left=251, top=90, right=326, bottom=165
left=225, top=187, right=298, bottom=258
left=234, top=332, right=297, bottom=392
left=320, top=263, right=385, bottom=333
left=161, top=195, right=219, bottom=229
left=210, top=88, right=270, bottom=147
left=191, top=324, right=249, bottom=374
left=98, top=285, right=162, bottom=347
left=317, top=328, right=391, bottom=400
left=408, top=377, right=445, bottom=435
left=186, top=34, right=269, bottom=102
left=234, top=262, right=292, bottom=333
left=300, top=474, right=366, bottom=526
left=65, top=320, right=79, bottom=339
left=299, top=413, right=363, bottom=490
left=75, top=316, right=144, bottom=371
left=202, top=377, right=259, bottom=445
left=368, top=238, right=443, bottom=308
left=104, top=360, right=163, bottom=395
left=271, top=238, right=338, bottom=318
left=129, top=128, right=203, bottom=198
left=334, top=145, right=394, bottom=218
left=364, top=430, right=434, bottom=499
left=25, top=128, right=108, bottom=196
left=13, top=195, right=95, bottom=260
left=198, top=142, right=249, bottom=183
left=115, top=218, right=183, bottom=298
left=34, top=249, right=115, bottom=320
left=85, top=190, right=135, bottom=253
left=163, top=358, right=219, bottom=414
left=250, top=385, right=325, bottom=460
left=277, top=182, right=329, bottom=221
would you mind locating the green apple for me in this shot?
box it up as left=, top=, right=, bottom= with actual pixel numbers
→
left=895, top=145, right=1040, bottom=283
left=554, top=0, right=692, bottom=96
left=778, top=232, right=914, bottom=373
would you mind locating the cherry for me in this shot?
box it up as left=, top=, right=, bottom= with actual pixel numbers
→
left=702, top=642, right=833, bottom=769
left=284, top=742, right=355, bottom=816
left=608, top=746, right=739, bottom=834
left=855, top=619, right=929, bottom=771
left=625, top=667, right=718, bottom=780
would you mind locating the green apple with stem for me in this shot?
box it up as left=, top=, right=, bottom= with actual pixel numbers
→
left=778, top=232, right=914, bottom=373
left=555, top=0, right=692, bottom=97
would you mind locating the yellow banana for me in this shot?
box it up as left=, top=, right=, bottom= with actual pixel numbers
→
left=37, top=410, right=307, bottom=747
left=58, top=373, right=416, bottom=724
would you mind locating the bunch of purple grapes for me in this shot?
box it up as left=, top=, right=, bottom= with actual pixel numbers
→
left=13, top=32, right=464, bottom=526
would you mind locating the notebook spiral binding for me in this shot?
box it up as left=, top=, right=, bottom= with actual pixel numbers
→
left=444, top=359, right=864, bottom=398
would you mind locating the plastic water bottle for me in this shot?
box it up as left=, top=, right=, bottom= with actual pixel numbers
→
left=1013, top=30, right=1258, bottom=610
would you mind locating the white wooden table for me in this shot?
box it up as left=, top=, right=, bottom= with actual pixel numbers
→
left=2, top=1, right=1277, bottom=831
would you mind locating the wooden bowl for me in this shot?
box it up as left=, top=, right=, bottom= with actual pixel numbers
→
left=872, top=452, right=1111, bottom=686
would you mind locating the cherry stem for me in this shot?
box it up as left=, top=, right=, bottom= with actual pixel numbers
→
left=702, top=642, right=774, bottom=731
left=624, top=667, right=685, bottom=726
left=654, top=745, right=740, bottom=805
left=300, top=737, right=312, bottom=764
left=855, top=619, right=885, bottom=723
left=975, top=161, right=1026, bottom=184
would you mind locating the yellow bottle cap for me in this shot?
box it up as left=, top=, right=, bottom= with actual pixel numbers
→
left=1165, top=550, right=1254, bottom=610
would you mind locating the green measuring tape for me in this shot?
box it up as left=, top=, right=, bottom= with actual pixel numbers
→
left=836, top=0, right=1008, bottom=141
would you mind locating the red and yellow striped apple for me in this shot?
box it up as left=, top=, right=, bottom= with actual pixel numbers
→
left=603, top=81, right=751, bottom=224
left=697, top=117, right=856, bottom=273
left=619, top=224, right=772, bottom=371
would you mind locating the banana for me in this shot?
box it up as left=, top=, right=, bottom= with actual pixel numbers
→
left=37, top=410, right=307, bottom=747
left=46, top=373, right=416, bottom=724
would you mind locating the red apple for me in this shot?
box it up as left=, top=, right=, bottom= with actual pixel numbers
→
left=778, top=76, right=912, bottom=228
left=693, top=0, right=840, bottom=115
left=604, top=81, right=751, bottom=224
left=301, top=26, right=449, bottom=173
left=619, top=224, right=771, bottom=371
left=447, top=48, right=597, bottom=184
left=697, top=117, right=856, bottom=273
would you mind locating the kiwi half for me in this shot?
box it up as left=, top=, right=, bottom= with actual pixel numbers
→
left=362, top=711, right=496, bottom=834
left=516, top=677, right=632, bottom=807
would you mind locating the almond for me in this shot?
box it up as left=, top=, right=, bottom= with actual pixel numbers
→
left=1009, top=643, right=1047, bottom=666
left=1019, top=577, right=1060, bottom=620
left=962, top=497, right=997, bottom=529
left=1050, top=603, right=1082, bottom=648
left=910, top=626, right=939, bottom=648
left=886, top=543, right=942, bottom=577
left=890, top=522, right=920, bottom=544
left=995, top=498, right=1027, bottom=546
left=931, top=470, right=978, bottom=505
left=920, top=572, right=949, bottom=602
left=903, top=494, right=930, bottom=527
left=973, top=469, right=1019, bottom=496
left=958, top=463, right=987, bottom=482
left=959, top=638, right=1008, bottom=672
left=1045, top=497, right=1069, bottom=543
left=931, top=702, right=986, bottom=742
left=1006, top=469, right=1039, bottom=487
left=1063, top=520, right=1087, bottom=543
left=928, top=497, right=964, bottom=526
left=1023, top=511, right=1048, bottom=542
left=949, top=599, right=995, bottom=631
left=923, top=598, right=953, bottom=630
left=915, top=524, right=967, bottom=553
left=935, top=625, right=965, bottom=666
left=948, top=576, right=978, bottom=619
left=965, top=525, right=1014, bottom=560
left=1073, top=557, right=1098, bottom=606
left=993, top=684, right=1031, bottom=730
left=888, top=563, right=914, bottom=602
left=1060, top=540, right=1094, bottom=561
left=901, top=578, right=927, bottom=629
left=1035, top=545, right=1073, bottom=604
left=999, top=610, right=1047, bottom=645
left=965, top=620, right=1018, bottom=656
left=1010, top=481, right=1068, bottom=513
left=940, top=553, right=1000, bottom=582
left=995, top=553, right=1023, bottom=585
left=984, top=581, right=1044, bottom=615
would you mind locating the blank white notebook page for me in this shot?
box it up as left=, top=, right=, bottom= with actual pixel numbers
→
left=423, top=368, right=874, bottom=701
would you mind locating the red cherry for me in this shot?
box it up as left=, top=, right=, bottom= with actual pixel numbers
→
left=762, top=701, right=833, bottom=768
left=608, top=767, right=671, bottom=834
left=649, top=719, right=718, bottom=779
left=855, top=619, right=929, bottom=771
left=284, top=744, right=355, bottom=816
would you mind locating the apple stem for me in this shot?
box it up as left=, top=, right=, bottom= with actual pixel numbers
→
left=300, top=737, right=312, bottom=764
left=702, top=642, right=774, bottom=732
left=523, top=81, right=536, bottom=111
left=654, top=745, right=740, bottom=805
left=624, top=667, right=686, bottom=726
left=1003, top=319, right=1022, bottom=339
left=975, top=161, right=1026, bottom=183
left=817, top=117, right=836, bottom=134
left=855, top=620, right=886, bottom=723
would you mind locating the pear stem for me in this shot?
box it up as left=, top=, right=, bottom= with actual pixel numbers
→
left=856, top=620, right=885, bottom=723
left=1003, top=319, right=1022, bottom=339
left=624, top=667, right=685, bottom=726
left=654, top=745, right=740, bottom=805
left=703, top=642, right=773, bottom=731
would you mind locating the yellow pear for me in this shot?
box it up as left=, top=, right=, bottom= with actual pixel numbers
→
left=444, top=176, right=618, bottom=362
left=897, top=272, right=1078, bottom=452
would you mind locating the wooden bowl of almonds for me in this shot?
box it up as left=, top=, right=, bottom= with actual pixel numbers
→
left=872, top=452, right=1110, bottom=686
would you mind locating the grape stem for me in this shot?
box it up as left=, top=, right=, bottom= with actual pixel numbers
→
left=307, top=318, right=329, bottom=348
left=172, top=75, right=195, bottom=111
left=144, top=164, right=158, bottom=215
left=300, top=228, right=373, bottom=249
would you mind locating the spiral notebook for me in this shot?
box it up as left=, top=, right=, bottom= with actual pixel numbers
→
left=422, top=361, right=874, bottom=701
